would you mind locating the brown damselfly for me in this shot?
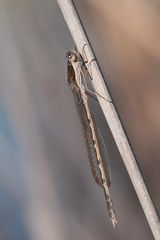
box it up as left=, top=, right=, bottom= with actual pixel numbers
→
left=66, top=50, right=117, bottom=227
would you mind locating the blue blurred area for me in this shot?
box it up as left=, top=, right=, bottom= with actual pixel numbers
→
left=0, top=106, right=29, bottom=240
left=0, top=107, right=18, bottom=149
left=0, top=186, right=29, bottom=240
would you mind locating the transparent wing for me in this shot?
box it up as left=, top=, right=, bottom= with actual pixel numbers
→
left=67, top=62, right=111, bottom=187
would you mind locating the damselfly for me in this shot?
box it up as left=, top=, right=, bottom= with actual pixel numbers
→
left=66, top=50, right=117, bottom=227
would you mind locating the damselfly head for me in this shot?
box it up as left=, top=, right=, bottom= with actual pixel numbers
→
left=66, top=50, right=77, bottom=62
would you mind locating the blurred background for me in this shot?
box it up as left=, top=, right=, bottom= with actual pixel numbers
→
left=0, top=0, right=160, bottom=239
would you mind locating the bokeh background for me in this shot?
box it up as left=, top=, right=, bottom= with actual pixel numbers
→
left=0, top=0, right=160, bottom=239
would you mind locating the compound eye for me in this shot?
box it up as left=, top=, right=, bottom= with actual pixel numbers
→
left=66, top=51, right=72, bottom=59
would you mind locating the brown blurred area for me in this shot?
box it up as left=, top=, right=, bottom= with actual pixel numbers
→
left=0, top=0, right=159, bottom=239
